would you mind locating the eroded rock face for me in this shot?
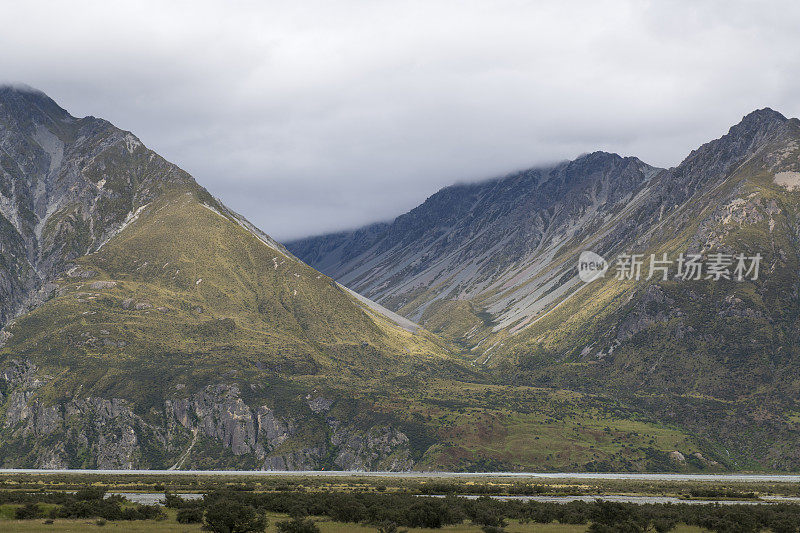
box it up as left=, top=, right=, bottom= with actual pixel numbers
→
left=330, top=421, right=414, bottom=471
left=0, top=86, right=194, bottom=330
left=261, top=448, right=325, bottom=471
left=0, top=362, right=156, bottom=469
left=168, top=384, right=259, bottom=456
left=0, top=360, right=416, bottom=471
left=616, top=285, right=684, bottom=342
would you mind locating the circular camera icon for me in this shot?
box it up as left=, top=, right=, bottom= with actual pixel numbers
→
left=578, top=251, right=608, bottom=283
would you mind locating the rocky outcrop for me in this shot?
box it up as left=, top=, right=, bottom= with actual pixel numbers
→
left=616, top=285, right=684, bottom=342
left=0, top=360, right=416, bottom=471
left=330, top=421, right=414, bottom=471
left=166, top=384, right=413, bottom=471
left=168, top=385, right=259, bottom=456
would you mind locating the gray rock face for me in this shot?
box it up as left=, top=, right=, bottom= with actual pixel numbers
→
left=289, top=151, right=662, bottom=336
left=0, top=85, right=194, bottom=329
left=1, top=362, right=154, bottom=468
left=0, top=360, right=416, bottom=471
left=287, top=109, right=795, bottom=351
left=330, top=422, right=413, bottom=471
left=68, top=398, right=143, bottom=469
left=168, top=384, right=261, bottom=457
left=166, top=384, right=412, bottom=470
left=306, top=395, right=333, bottom=413
left=615, top=285, right=683, bottom=342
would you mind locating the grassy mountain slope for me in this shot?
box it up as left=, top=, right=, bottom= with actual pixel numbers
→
left=0, top=87, right=785, bottom=472
left=0, top=84, right=194, bottom=326
left=0, top=182, right=714, bottom=472
left=0, top=180, right=469, bottom=470
left=3, top=186, right=451, bottom=383
left=500, top=111, right=800, bottom=470
left=289, top=109, right=800, bottom=470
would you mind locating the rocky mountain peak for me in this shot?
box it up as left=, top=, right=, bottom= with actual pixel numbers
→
left=721, top=107, right=789, bottom=150
left=0, top=84, right=75, bottom=129
left=572, top=150, right=623, bottom=164
left=735, top=107, right=787, bottom=129
left=0, top=86, right=196, bottom=328
left=675, top=108, right=792, bottom=182
left=564, top=151, right=653, bottom=180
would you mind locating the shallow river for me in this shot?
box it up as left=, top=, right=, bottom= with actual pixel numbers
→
left=7, top=469, right=800, bottom=507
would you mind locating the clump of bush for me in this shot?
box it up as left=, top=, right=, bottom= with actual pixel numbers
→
left=176, top=506, right=204, bottom=524
left=276, top=517, right=320, bottom=533
left=74, top=486, right=107, bottom=501
left=10, top=485, right=165, bottom=523
left=204, top=498, right=267, bottom=533
left=196, top=488, right=800, bottom=533
left=15, top=503, right=43, bottom=520
left=11, top=484, right=800, bottom=533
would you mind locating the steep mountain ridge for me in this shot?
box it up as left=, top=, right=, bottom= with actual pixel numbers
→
left=499, top=108, right=800, bottom=469
left=287, top=109, right=795, bottom=353
left=290, top=108, right=800, bottom=469
left=0, top=85, right=193, bottom=326
left=289, top=152, right=662, bottom=349
left=0, top=86, right=464, bottom=470
left=3, top=86, right=799, bottom=471
left=287, top=152, right=658, bottom=340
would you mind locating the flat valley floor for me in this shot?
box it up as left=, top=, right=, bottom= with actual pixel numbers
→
left=2, top=471, right=800, bottom=532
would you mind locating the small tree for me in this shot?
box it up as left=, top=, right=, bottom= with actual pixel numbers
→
left=75, top=486, right=107, bottom=501
left=15, top=503, right=42, bottom=520
left=204, top=498, right=267, bottom=533
left=176, top=506, right=204, bottom=524
left=276, top=517, right=321, bottom=533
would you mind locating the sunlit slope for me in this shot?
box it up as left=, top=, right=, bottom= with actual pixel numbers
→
left=0, top=188, right=716, bottom=472
left=494, top=113, right=800, bottom=470
left=509, top=113, right=800, bottom=388
left=0, top=187, right=720, bottom=471
left=1, top=187, right=451, bottom=389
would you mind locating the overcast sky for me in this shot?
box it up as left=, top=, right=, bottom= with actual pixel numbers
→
left=2, top=1, right=799, bottom=240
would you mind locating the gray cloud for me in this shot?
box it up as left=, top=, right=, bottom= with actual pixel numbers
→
left=2, top=0, right=799, bottom=239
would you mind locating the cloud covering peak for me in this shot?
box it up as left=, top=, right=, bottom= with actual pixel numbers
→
left=2, top=0, right=799, bottom=239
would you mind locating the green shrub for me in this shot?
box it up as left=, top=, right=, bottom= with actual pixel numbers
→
left=75, top=486, right=107, bottom=501
left=15, top=503, right=42, bottom=519
left=276, top=517, right=320, bottom=533
left=177, top=506, right=204, bottom=524
left=204, top=498, right=267, bottom=533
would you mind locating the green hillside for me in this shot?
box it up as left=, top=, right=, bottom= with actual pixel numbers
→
left=0, top=185, right=718, bottom=472
left=495, top=115, right=800, bottom=470
left=3, top=187, right=450, bottom=381
left=0, top=87, right=786, bottom=472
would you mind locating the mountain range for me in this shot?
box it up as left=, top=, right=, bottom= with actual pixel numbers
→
left=2, top=85, right=800, bottom=471
left=290, top=107, right=800, bottom=470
